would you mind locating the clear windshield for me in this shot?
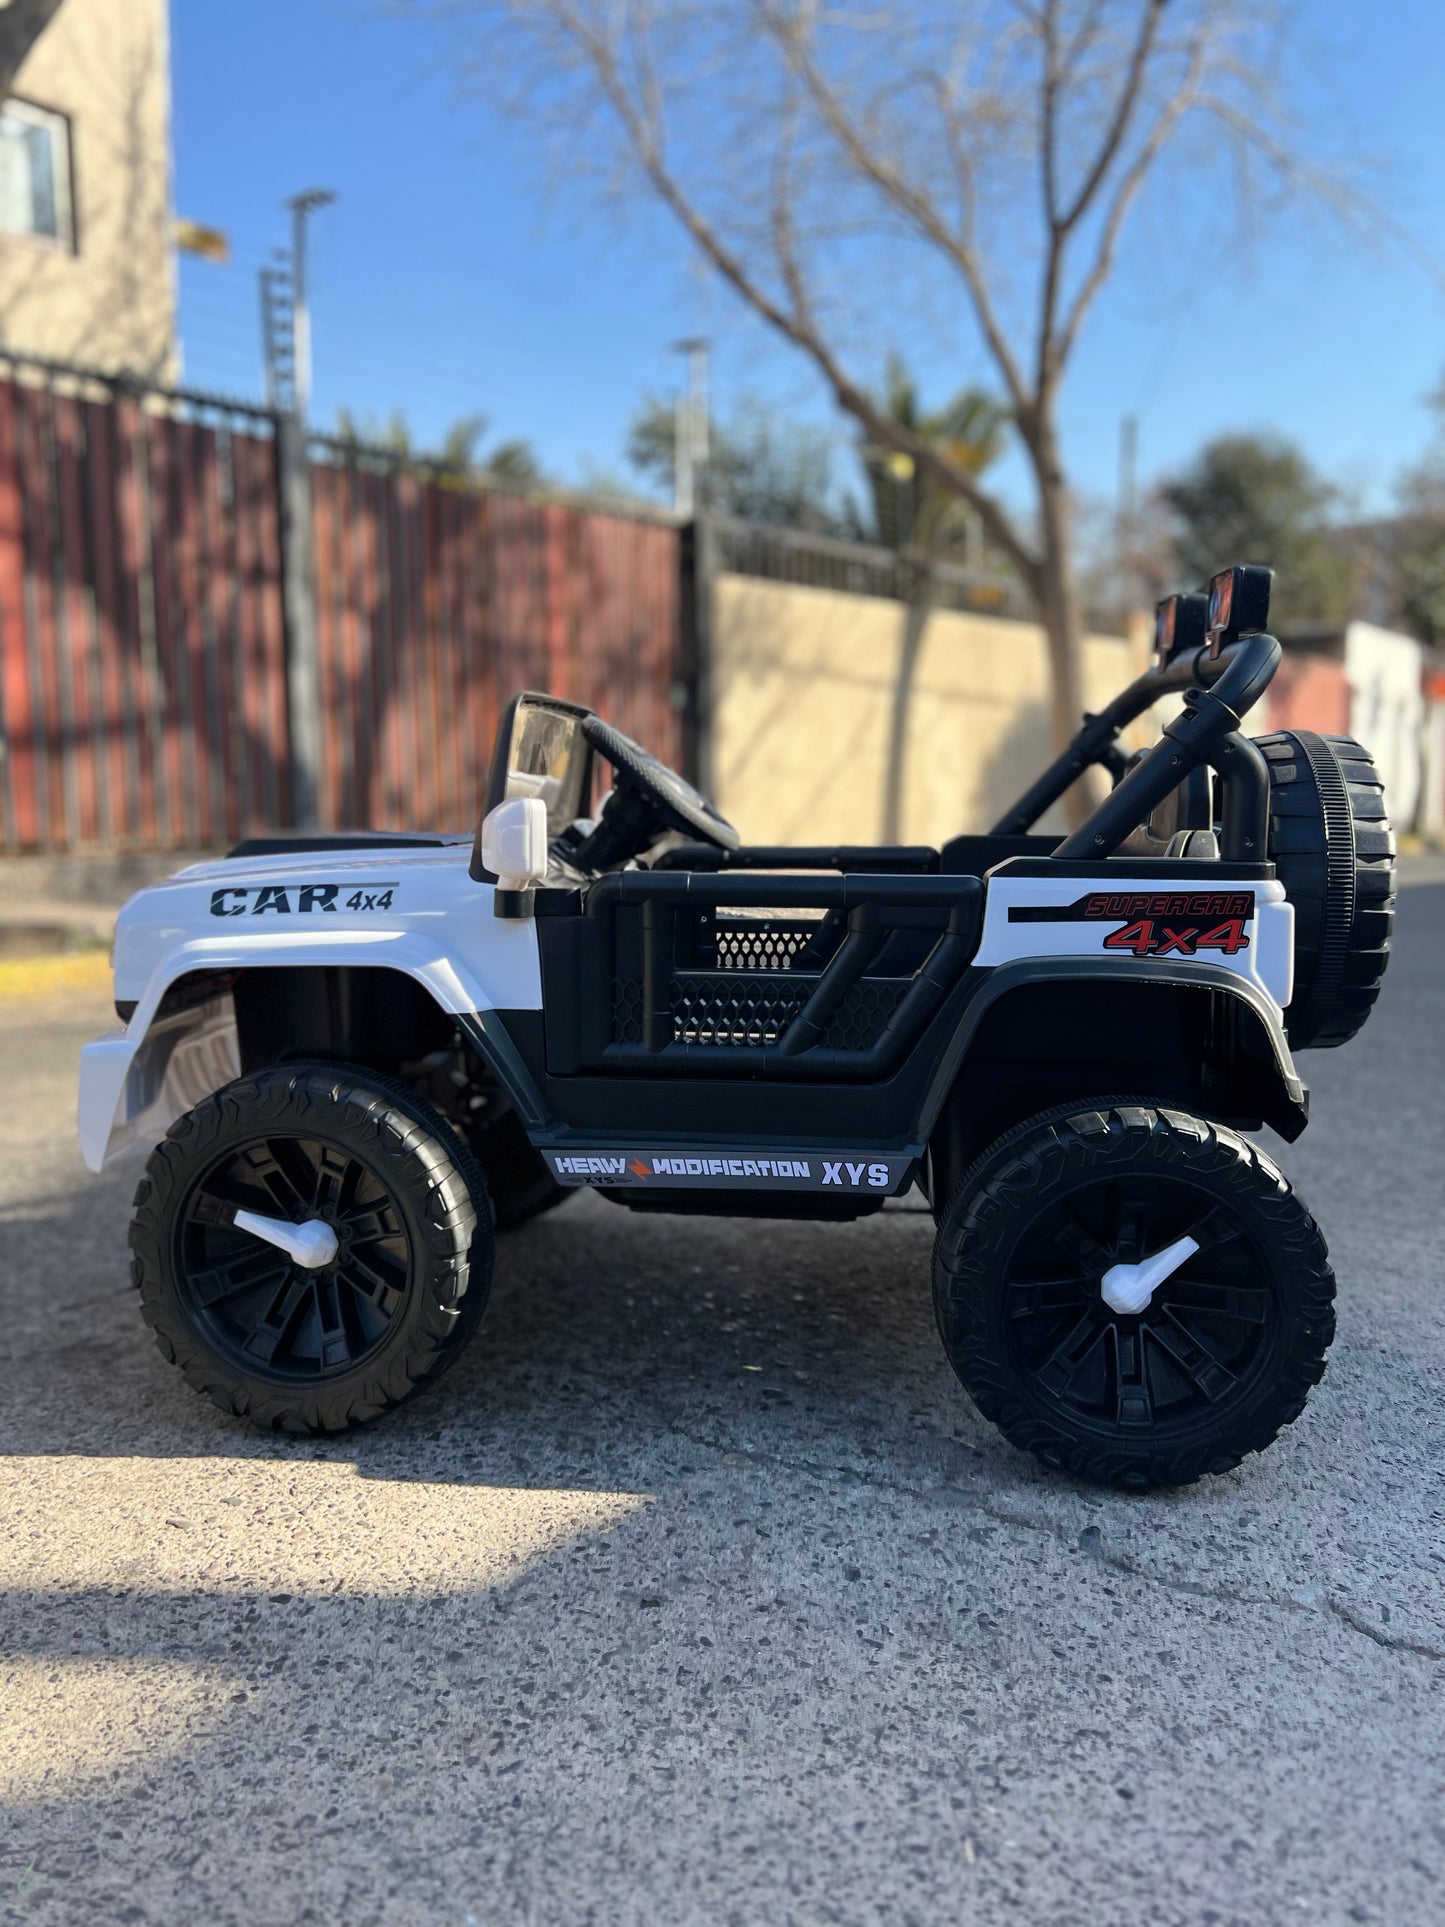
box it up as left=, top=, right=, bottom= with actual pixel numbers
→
left=504, top=697, right=591, bottom=839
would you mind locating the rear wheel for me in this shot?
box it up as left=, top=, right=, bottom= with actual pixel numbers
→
left=933, top=1102, right=1335, bottom=1489
left=129, top=1062, right=492, bottom=1434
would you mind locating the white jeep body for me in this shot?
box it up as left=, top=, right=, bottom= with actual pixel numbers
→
left=79, top=840, right=1295, bottom=1177
left=79, top=842, right=540, bottom=1172
left=68, top=629, right=1387, bottom=1485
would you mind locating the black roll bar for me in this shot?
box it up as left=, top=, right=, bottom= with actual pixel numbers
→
left=1054, top=634, right=1280, bottom=862
left=990, top=634, right=1278, bottom=836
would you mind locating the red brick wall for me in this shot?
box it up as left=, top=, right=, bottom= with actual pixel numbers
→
left=1261, top=653, right=1350, bottom=737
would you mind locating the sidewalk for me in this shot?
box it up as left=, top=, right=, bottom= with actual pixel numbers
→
left=0, top=850, right=208, bottom=959
left=0, top=898, right=114, bottom=958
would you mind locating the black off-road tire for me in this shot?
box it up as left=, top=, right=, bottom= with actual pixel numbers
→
left=129, top=1062, right=494, bottom=1434
left=933, top=1101, right=1335, bottom=1490
left=1257, top=729, right=1395, bottom=1049
left=472, top=1109, right=572, bottom=1232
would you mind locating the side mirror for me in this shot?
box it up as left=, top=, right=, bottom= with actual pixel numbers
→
left=480, top=796, right=549, bottom=896
left=1206, top=564, right=1273, bottom=655
left=1155, top=591, right=1209, bottom=670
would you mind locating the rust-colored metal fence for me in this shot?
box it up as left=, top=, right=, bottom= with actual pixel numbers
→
left=0, top=363, right=683, bottom=853
left=311, top=463, right=682, bottom=834
left=0, top=375, right=290, bottom=852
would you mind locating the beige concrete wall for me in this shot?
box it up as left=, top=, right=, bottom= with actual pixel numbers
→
left=1344, top=621, right=1425, bottom=831
left=712, top=574, right=1153, bottom=846
left=0, top=0, right=175, bottom=380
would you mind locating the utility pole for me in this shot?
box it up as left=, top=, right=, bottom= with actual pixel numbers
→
left=259, top=191, right=334, bottom=417
left=260, top=188, right=335, bottom=830
left=1118, top=412, right=1139, bottom=626
left=259, top=255, right=295, bottom=410
left=672, top=337, right=709, bottom=519
left=287, top=187, right=335, bottom=421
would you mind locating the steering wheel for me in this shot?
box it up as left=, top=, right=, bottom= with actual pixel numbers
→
left=574, top=715, right=739, bottom=868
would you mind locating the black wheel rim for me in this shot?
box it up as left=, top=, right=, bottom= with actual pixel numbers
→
left=175, top=1134, right=414, bottom=1382
left=1002, top=1174, right=1275, bottom=1437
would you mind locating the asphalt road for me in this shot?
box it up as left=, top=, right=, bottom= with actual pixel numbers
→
left=1, top=870, right=1442, bottom=1927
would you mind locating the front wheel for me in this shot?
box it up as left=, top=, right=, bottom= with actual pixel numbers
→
left=932, top=1103, right=1335, bottom=1490
left=470, top=1109, right=572, bottom=1232
left=129, top=1062, right=493, bottom=1434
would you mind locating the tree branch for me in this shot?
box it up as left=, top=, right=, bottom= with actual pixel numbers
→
left=1040, top=0, right=1061, bottom=229
left=1057, top=0, right=1167, bottom=233
left=1055, top=22, right=1211, bottom=365
left=557, top=3, right=1042, bottom=587
left=760, top=0, right=1033, bottom=418
left=1033, top=0, right=1065, bottom=414
left=928, top=66, right=981, bottom=252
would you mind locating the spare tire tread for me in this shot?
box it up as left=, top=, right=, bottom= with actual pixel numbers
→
left=1254, top=729, right=1395, bottom=1049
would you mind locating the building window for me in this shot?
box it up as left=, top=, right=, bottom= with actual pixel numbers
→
left=0, top=99, right=74, bottom=248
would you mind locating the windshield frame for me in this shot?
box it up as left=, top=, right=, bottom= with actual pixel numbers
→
left=483, top=692, right=596, bottom=843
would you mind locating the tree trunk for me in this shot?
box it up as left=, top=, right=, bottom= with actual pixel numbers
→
left=1033, top=440, right=1105, bottom=829
left=881, top=566, right=932, bottom=843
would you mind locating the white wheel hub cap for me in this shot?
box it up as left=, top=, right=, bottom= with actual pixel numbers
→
left=232, top=1209, right=339, bottom=1271
left=1099, top=1234, right=1200, bottom=1317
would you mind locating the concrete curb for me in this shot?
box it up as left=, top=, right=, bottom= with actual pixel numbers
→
left=0, top=850, right=212, bottom=907
left=0, top=900, right=114, bottom=958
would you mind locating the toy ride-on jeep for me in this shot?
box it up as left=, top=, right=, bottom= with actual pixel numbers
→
left=79, top=563, right=1394, bottom=1488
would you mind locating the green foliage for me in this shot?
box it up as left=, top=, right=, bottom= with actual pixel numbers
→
left=1392, top=538, right=1445, bottom=647
left=1391, top=516, right=1445, bottom=648
left=1160, top=433, right=1352, bottom=627
left=1389, top=386, right=1445, bottom=647
left=332, top=406, right=541, bottom=484
left=626, top=361, right=1007, bottom=552
left=627, top=393, right=845, bottom=533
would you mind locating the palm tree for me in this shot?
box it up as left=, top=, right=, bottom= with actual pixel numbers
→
left=332, top=407, right=540, bottom=484
left=860, top=359, right=1009, bottom=557
left=861, top=362, right=1011, bottom=843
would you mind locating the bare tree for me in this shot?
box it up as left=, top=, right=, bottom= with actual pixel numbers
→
left=432, top=0, right=1359, bottom=819
left=0, top=0, right=65, bottom=100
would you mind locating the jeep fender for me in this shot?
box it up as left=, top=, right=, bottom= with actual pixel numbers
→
left=80, top=894, right=544, bottom=1172
left=918, top=956, right=1308, bottom=1147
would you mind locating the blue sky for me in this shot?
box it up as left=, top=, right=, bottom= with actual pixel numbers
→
left=172, top=1, right=1445, bottom=519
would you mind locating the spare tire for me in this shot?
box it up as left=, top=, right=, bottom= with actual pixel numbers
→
left=1256, top=730, right=1395, bottom=1049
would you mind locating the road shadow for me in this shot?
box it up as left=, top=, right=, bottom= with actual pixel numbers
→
left=0, top=1174, right=1005, bottom=1499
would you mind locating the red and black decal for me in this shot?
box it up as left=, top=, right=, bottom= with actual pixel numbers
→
left=1009, top=890, right=1254, bottom=923
left=1101, top=916, right=1250, bottom=957
left=1008, top=889, right=1253, bottom=958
